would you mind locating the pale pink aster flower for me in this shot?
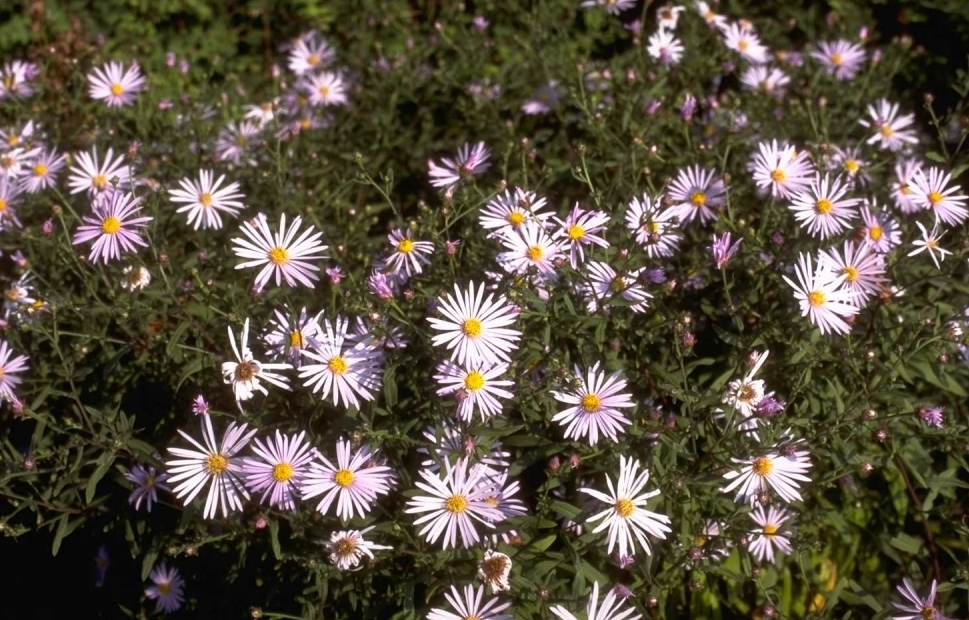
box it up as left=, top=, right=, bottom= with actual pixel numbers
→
left=908, top=221, right=951, bottom=269
left=550, top=581, right=642, bottom=620
left=721, top=350, right=769, bottom=434
left=169, top=169, right=246, bottom=230
left=788, top=173, right=860, bottom=239
left=647, top=29, right=685, bottom=67
left=263, top=306, right=322, bottom=368
left=747, top=505, right=792, bottom=562
left=810, top=40, right=865, bottom=80
left=919, top=406, right=944, bottom=428
left=0, top=61, right=36, bottom=100
left=419, top=424, right=511, bottom=478
left=145, top=563, right=185, bottom=614
left=740, top=64, right=790, bottom=95
left=301, top=71, right=348, bottom=107
left=859, top=203, right=900, bottom=253
left=427, top=584, right=513, bottom=620
left=891, top=579, right=953, bottom=620
left=625, top=193, right=682, bottom=257
left=695, top=1, right=727, bottom=29
left=405, top=458, right=504, bottom=549
left=0, top=174, right=23, bottom=230
left=821, top=241, right=886, bottom=305
left=71, top=191, right=152, bottom=264
left=435, top=360, right=514, bottom=422
left=232, top=213, right=328, bottom=289
left=23, top=148, right=66, bottom=193
left=213, top=120, right=262, bottom=166
left=782, top=252, right=858, bottom=335
left=750, top=140, right=815, bottom=199
left=325, top=526, right=392, bottom=571
left=191, top=395, right=210, bottom=416
left=88, top=61, right=146, bottom=107
left=221, top=318, right=292, bottom=402
left=478, top=187, right=554, bottom=236
left=165, top=414, right=257, bottom=519
left=288, top=33, right=335, bottom=75
left=427, top=281, right=522, bottom=368
left=579, top=456, right=671, bottom=557
left=552, top=203, right=609, bottom=268
left=521, top=82, right=562, bottom=115
left=478, top=549, right=512, bottom=593
left=428, top=142, right=490, bottom=190
left=124, top=464, right=170, bottom=512
left=667, top=165, right=725, bottom=225
left=722, top=447, right=812, bottom=505
left=721, top=22, right=770, bottom=64
left=299, top=315, right=382, bottom=409
left=909, top=166, right=969, bottom=226
left=476, top=469, right=526, bottom=546
left=242, top=430, right=316, bottom=511
left=67, top=146, right=132, bottom=197
left=580, top=0, right=636, bottom=15
left=0, top=146, right=40, bottom=180
left=243, top=101, right=278, bottom=127
left=0, top=339, right=29, bottom=404
left=892, top=159, right=923, bottom=213
left=578, top=261, right=652, bottom=314
left=860, top=99, right=918, bottom=151
left=656, top=4, right=685, bottom=30
left=551, top=361, right=635, bottom=445
left=385, top=228, right=434, bottom=277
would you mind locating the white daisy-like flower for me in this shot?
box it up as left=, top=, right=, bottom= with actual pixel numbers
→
left=384, top=228, right=434, bottom=277
left=120, top=265, right=151, bottom=291
left=241, top=430, right=316, bottom=511
left=891, top=159, right=923, bottom=213
left=232, top=213, right=328, bottom=290
left=324, top=526, right=392, bottom=571
left=427, top=281, right=523, bottom=368
left=788, top=173, right=860, bottom=239
left=299, top=315, right=382, bottom=409
left=263, top=307, right=323, bottom=368
left=624, top=193, right=682, bottom=258
left=165, top=414, right=257, bottom=519
left=747, top=505, right=793, bottom=563
left=220, top=318, right=292, bottom=402
left=428, top=142, right=491, bottom=190
left=87, top=61, right=146, bottom=107
left=749, top=140, right=815, bottom=199
left=722, top=350, right=769, bottom=429
left=821, top=241, right=886, bottom=305
left=478, top=187, right=554, bottom=236
left=909, top=166, right=969, bottom=227
left=427, top=584, right=513, bottom=620
left=67, top=146, right=132, bottom=197
left=302, top=438, right=395, bottom=521
left=552, top=203, right=609, bottom=268
left=907, top=221, right=952, bottom=270
left=497, top=220, right=564, bottom=276
left=419, top=424, right=511, bottom=478
left=551, top=362, right=635, bottom=446
left=549, top=581, right=642, bottom=620
left=579, top=456, right=671, bottom=557
left=782, top=252, right=858, bottom=336
left=667, top=165, right=725, bottom=225
left=404, top=458, right=504, bottom=549
left=144, top=563, right=185, bottom=614
left=891, top=579, right=953, bottom=620
left=721, top=21, right=770, bottom=64
left=578, top=261, right=651, bottom=314
left=860, top=99, right=918, bottom=152
left=168, top=169, right=245, bottom=230
left=434, top=360, right=514, bottom=422
left=477, top=549, right=512, bottom=593
left=858, top=203, right=901, bottom=253
left=646, top=28, right=685, bottom=67
left=301, top=71, right=348, bottom=107
left=288, top=33, right=335, bottom=75
left=722, top=447, right=813, bottom=505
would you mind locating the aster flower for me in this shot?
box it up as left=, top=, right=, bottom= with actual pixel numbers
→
left=302, top=438, right=395, bottom=521
left=667, top=165, right=725, bottom=225
left=145, top=564, right=185, bottom=614
left=497, top=220, right=564, bottom=276
left=722, top=350, right=769, bottom=431
left=419, top=424, right=511, bottom=478
left=695, top=1, right=727, bottom=29
left=580, top=456, right=671, bottom=558
left=169, top=169, right=246, bottom=230
left=23, top=147, right=66, bottom=193
left=232, top=213, right=328, bottom=290
left=656, top=4, right=685, bottom=30
left=580, top=0, right=636, bottom=15
left=551, top=362, right=635, bottom=445
left=288, top=33, right=335, bottom=75
left=427, top=281, right=522, bottom=368
left=721, top=22, right=770, bottom=64
left=0, top=146, right=41, bottom=180
left=435, top=360, right=514, bottom=422
left=892, top=159, right=923, bottom=213
left=479, top=187, right=554, bottom=235
left=909, top=166, right=969, bottom=226
left=625, top=193, right=682, bottom=257
left=711, top=232, right=743, bottom=269
left=71, top=191, right=153, bottom=264
left=821, top=241, right=886, bottom=305
left=67, top=146, right=132, bottom=197
left=860, top=99, right=918, bottom=152
left=788, top=173, right=860, bottom=239
left=0, top=60, right=36, bottom=100
left=0, top=340, right=29, bottom=404
left=740, top=65, right=790, bottom=95
left=299, top=315, right=382, bottom=409
left=384, top=228, right=434, bottom=277
left=647, top=28, right=685, bottom=67
left=405, top=458, right=504, bottom=549
left=747, top=505, right=793, bottom=562
left=3, top=273, right=37, bottom=321
left=0, top=174, right=23, bottom=230
left=552, top=203, right=610, bottom=268
left=428, top=142, right=491, bottom=190
left=908, top=221, right=951, bottom=269
left=88, top=61, right=146, bottom=107
left=549, top=581, right=642, bottom=620
left=782, top=252, right=858, bottom=336
left=301, top=71, right=348, bottom=107
left=263, top=306, right=322, bottom=367
left=522, top=82, right=562, bottom=115
left=750, top=140, right=815, bottom=199
left=242, top=430, right=316, bottom=511
left=891, top=579, right=953, bottom=620
left=918, top=406, right=944, bottom=428
left=191, top=395, right=210, bottom=416
left=124, top=464, right=170, bottom=512
left=478, top=550, right=512, bottom=593
left=165, top=414, right=257, bottom=519
left=427, top=584, right=513, bottom=620
left=828, top=144, right=869, bottom=187
left=858, top=203, right=901, bottom=253
left=213, top=120, right=262, bottom=166
left=810, top=40, right=865, bottom=80
left=578, top=261, right=651, bottom=314
left=722, top=447, right=812, bottom=505
left=221, top=318, right=292, bottom=402
left=325, top=526, right=392, bottom=571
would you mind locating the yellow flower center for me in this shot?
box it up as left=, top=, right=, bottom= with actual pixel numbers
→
left=234, top=362, right=256, bottom=381
left=335, top=537, right=356, bottom=557
left=526, top=245, right=544, bottom=261
left=609, top=277, right=626, bottom=293
left=869, top=226, right=883, bottom=241
left=808, top=290, right=825, bottom=307
left=101, top=216, right=121, bottom=234
left=32, top=163, right=47, bottom=177
left=334, top=468, right=354, bottom=488
left=844, top=160, right=859, bottom=173
left=273, top=463, right=294, bottom=482
left=738, top=39, right=750, bottom=52
left=328, top=356, right=348, bottom=375
left=462, top=318, right=482, bottom=338
left=445, top=494, right=468, bottom=513
left=199, top=192, right=213, bottom=207
left=206, top=454, right=229, bottom=475
left=615, top=498, right=635, bottom=518
left=398, top=238, right=415, bottom=254
left=879, top=125, right=894, bottom=138
left=567, top=224, right=585, bottom=241
left=307, top=54, right=321, bottom=67
left=581, top=394, right=601, bottom=413
left=158, top=582, right=172, bottom=595
left=928, top=191, right=943, bottom=205
left=763, top=523, right=778, bottom=536
left=464, top=371, right=485, bottom=392
left=234, top=136, right=248, bottom=147
left=93, top=174, right=108, bottom=189
left=507, top=211, right=525, bottom=227
left=815, top=198, right=833, bottom=214
left=921, top=606, right=936, bottom=620
left=0, top=198, right=6, bottom=212
left=299, top=118, right=311, bottom=129
left=830, top=52, right=844, bottom=66
left=318, top=85, right=330, bottom=98
left=842, top=266, right=859, bottom=282
left=110, top=83, right=124, bottom=96
left=268, top=246, right=289, bottom=265
left=752, top=457, right=774, bottom=477
left=770, top=169, right=786, bottom=182
left=899, top=183, right=911, bottom=195
left=690, top=191, right=707, bottom=207
left=289, top=331, right=304, bottom=347
left=0, top=156, right=11, bottom=169
left=7, top=135, right=19, bottom=147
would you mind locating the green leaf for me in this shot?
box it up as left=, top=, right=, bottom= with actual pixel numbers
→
left=383, top=365, right=398, bottom=407
left=86, top=452, right=116, bottom=504
left=269, top=519, right=282, bottom=560
left=889, top=532, right=923, bottom=555
left=141, top=548, right=159, bottom=581
left=530, top=534, right=557, bottom=552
